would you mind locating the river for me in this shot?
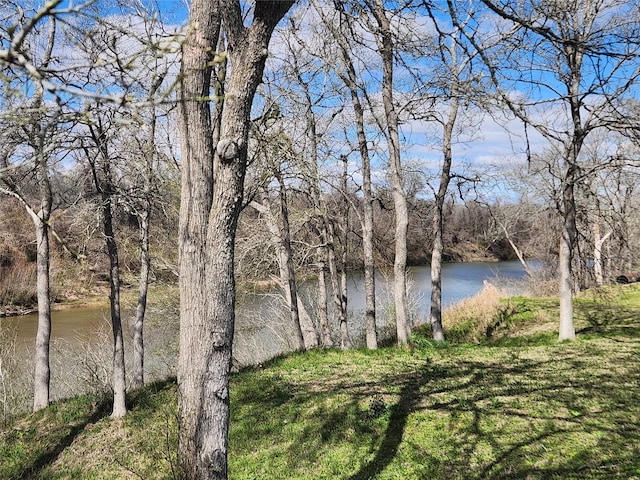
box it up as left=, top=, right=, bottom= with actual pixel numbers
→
left=1, top=261, right=530, bottom=411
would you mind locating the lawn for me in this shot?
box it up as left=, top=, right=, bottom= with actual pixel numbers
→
left=2, top=284, right=639, bottom=479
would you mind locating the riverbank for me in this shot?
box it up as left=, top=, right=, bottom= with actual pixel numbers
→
left=0, top=239, right=507, bottom=319
left=2, top=283, right=639, bottom=479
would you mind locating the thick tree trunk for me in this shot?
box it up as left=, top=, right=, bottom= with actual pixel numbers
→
left=177, top=3, right=292, bottom=478
left=177, top=3, right=220, bottom=473
left=558, top=164, right=578, bottom=342
left=430, top=216, right=446, bottom=342
left=558, top=232, right=576, bottom=341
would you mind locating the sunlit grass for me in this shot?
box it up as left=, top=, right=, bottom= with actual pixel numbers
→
left=2, top=284, right=640, bottom=479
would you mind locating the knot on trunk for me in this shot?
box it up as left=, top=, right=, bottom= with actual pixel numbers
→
left=216, top=137, right=243, bottom=162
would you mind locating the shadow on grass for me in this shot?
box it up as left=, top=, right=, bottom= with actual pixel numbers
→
left=347, top=365, right=437, bottom=480
left=576, top=301, right=640, bottom=340
left=336, top=341, right=640, bottom=479
left=18, top=395, right=111, bottom=480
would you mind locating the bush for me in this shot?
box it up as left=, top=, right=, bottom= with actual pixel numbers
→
left=0, top=261, right=37, bottom=311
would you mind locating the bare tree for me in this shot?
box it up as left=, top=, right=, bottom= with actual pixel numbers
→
left=469, top=0, right=640, bottom=340
left=313, top=0, right=378, bottom=349
left=0, top=13, right=61, bottom=412
left=419, top=1, right=486, bottom=342
left=77, top=110, right=128, bottom=419
left=177, top=1, right=293, bottom=478
left=363, top=0, right=411, bottom=344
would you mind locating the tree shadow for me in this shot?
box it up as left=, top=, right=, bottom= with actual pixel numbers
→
left=20, top=396, right=111, bottom=479
left=337, top=342, right=640, bottom=479
left=576, top=302, right=640, bottom=340
left=347, top=363, right=444, bottom=480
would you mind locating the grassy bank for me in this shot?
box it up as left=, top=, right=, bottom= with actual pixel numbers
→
left=2, top=284, right=640, bottom=479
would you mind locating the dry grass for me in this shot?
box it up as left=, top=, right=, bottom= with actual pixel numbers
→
left=442, top=281, right=509, bottom=343
left=0, top=261, right=37, bottom=314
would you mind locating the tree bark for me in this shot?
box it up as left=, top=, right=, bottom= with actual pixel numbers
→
left=317, top=259, right=333, bottom=347
left=132, top=208, right=150, bottom=389
left=558, top=163, right=578, bottom=342
left=32, top=216, right=51, bottom=411
left=177, top=2, right=292, bottom=478
left=326, top=220, right=351, bottom=350
left=430, top=94, right=459, bottom=342
left=593, top=223, right=612, bottom=287
left=30, top=15, right=56, bottom=413
left=104, top=192, right=127, bottom=418
left=371, top=0, right=411, bottom=344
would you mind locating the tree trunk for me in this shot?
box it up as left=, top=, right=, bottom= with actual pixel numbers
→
left=430, top=213, right=446, bottom=342
left=86, top=119, right=127, bottom=418
left=31, top=15, right=56, bottom=413
left=339, top=156, right=351, bottom=349
left=275, top=172, right=312, bottom=350
left=593, top=223, right=612, bottom=287
left=251, top=193, right=317, bottom=351
left=296, top=296, right=318, bottom=349
left=132, top=208, right=150, bottom=389
left=345, top=46, right=376, bottom=350
left=430, top=91, right=460, bottom=342
left=371, top=1, right=411, bottom=344
left=177, top=5, right=221, bottom=474
left=317, top=259, right=334, bottom=347
left=103, top=192, right=127, bottom=418
left=131, top=63, right=165, bottom=390
left=32, top=217, right=51, bottom=411
left=558, top=164, right=578, bottom=342
left=177, top=3, right=292, bottom=478
left=326, top=221, right=350, bottom=350
left=558, top=231, right=576, bottom=341
left=33, top=136, right=53, bottom=413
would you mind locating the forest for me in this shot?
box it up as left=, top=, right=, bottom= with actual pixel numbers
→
left=1, top=0, right=640, bottom=478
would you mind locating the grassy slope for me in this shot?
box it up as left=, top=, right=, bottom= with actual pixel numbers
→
left=2, top=284, right=640, bottom=480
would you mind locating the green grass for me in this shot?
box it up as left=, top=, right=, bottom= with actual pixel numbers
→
left=2, top=284, right=640, bottom=479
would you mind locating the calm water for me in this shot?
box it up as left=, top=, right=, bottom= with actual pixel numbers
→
left=2, top=261, right=530, bottom=407
left=346, top=260, right=530, bottom=324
